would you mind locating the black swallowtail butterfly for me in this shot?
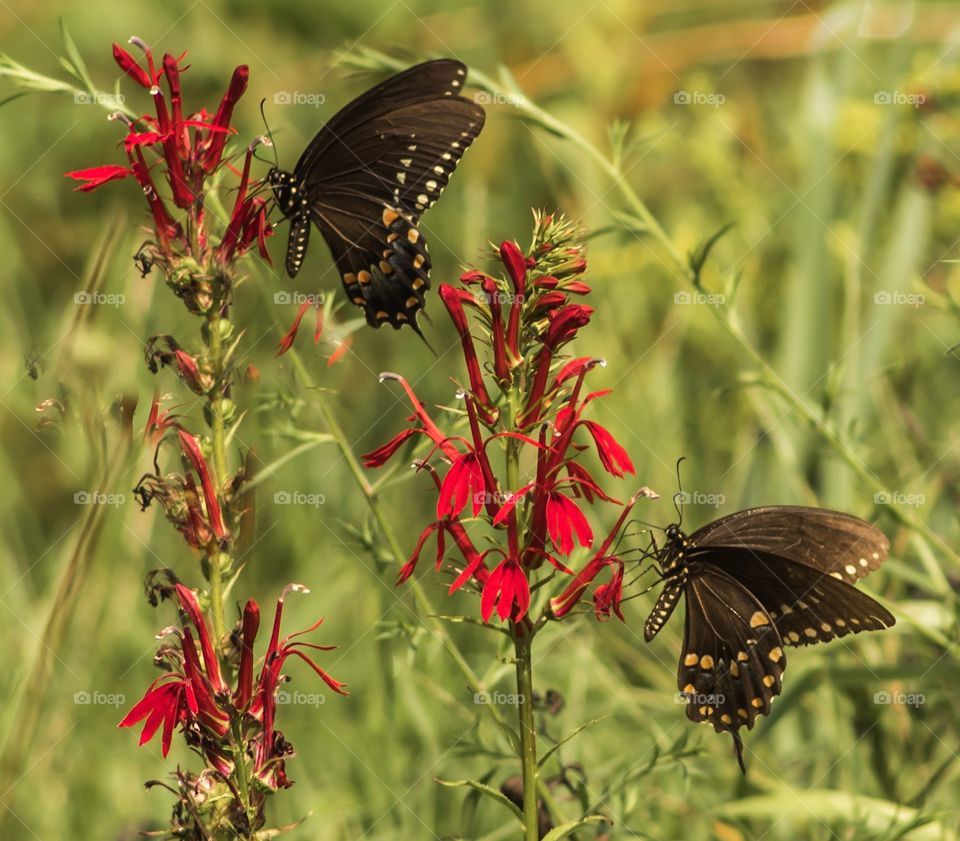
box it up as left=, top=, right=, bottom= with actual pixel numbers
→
left=268, top=59, right=485, bottom=334
left=643, top=506, right=895, bottom=771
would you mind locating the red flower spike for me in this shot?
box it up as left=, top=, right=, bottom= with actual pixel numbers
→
left=499, top=240, right=527, bottom=294
left=112, top=42, right=153, bottom=87
left=377, top=373, right=460, bottom=461
left=482, top=275, right=511, bottom=382
left=174, top=584, right=228, bottom=694
left=362, top=427, right=422, bottom=469
left=177, top=430, right=229, bottom=541
left=481, top=558, right=530, bottom=622
left=439, top=284, right=496, bottom=414
left=204, top=65, right=249, bottom=172
left=235, top=599, right=260, bottom=709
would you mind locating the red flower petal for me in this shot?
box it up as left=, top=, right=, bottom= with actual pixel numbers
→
left=582, top=421, right=635, bottom=477
left=546, top=493, right=593, bottom=556
left=65, top=165, right=133, bottom=192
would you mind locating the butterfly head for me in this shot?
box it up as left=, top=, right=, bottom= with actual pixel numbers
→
left=659, top=523, right=690, bottom=575
left=267, top=168, right=306, bottom=218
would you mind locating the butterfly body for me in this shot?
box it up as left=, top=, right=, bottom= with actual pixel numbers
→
left=644, top=506, right=895, bottom=765
left=270, top=59, right=484, bottom=331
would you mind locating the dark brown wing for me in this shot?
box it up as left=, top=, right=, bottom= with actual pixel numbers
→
left=293, top=59, right=471, bottom=177
left=679, top=566, right=785, bottom=734
left=689, top=507, right=889, bottom=584
left=310, top=200, right=430, bottom=329
left=697, top=548, right=895, bottom=647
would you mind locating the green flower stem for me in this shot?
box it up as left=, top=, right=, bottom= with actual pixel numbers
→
left=204, top=300, right=229, bottom=648
left=513, top=628, right=539, bottom=841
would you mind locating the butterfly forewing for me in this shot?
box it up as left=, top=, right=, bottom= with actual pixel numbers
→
left=690, top=507, right=889, bottom=584
left=680, top=566, right=785, bottom=733
left=293, top=60, right=471, bottom=177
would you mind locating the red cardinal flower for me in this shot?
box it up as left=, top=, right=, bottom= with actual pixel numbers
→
left=481, top=558, right=530, bottom=622
left=363, top=213, right=654, bottom=626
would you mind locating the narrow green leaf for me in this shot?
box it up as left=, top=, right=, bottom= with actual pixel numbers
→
left=59, top=19, right=96, bottom=92
left=541, top=815, right=607, bottom=841
left=435, top=779, right=523, bottom=823
left=538, top=715, right=609, bottom=768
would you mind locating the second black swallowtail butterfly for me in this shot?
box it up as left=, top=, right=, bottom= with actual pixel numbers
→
left=643, top=506, right=895, bottom=771
left=268, top=59, right=485, bottom=334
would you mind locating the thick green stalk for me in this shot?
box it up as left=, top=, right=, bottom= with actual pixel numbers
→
left=204, top=303, right=228, bottom=647
left=513, top=629, right=539, bottom=841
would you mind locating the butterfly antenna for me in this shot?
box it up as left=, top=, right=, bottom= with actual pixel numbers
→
left=259, top=98, right=280, bottom=168
left=673, top=457, right=687, bottom=527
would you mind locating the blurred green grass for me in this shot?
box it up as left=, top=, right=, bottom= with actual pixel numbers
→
left=3, top=0, right=960, bottom=838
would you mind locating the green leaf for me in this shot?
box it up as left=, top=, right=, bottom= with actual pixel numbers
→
left=435, top=778, right=523, bottom=823
left=689, top=222, right=735, bottom=288
left=717, top=788, right=953, bottom=841
left=538, top=715, right=609, bottom=768
left=59, top=19, right=95, bottom=92
left=541, top=815, right=607, bottom=840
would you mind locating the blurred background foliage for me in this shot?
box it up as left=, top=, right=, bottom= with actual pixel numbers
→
left=2, top=0, right=960, bottom=838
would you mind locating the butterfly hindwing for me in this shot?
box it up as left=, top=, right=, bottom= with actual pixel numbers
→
left=310, top=199, right=430, bottom=328
left=700, top=548, right=895, bottom=647
left=679, top=565, right=785, bottom=733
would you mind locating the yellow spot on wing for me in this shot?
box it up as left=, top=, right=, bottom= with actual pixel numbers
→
left=749, top=611, right=770, bottom=628
left=684, top=653, right=698, bottom=667
left=768, top=647, right=783, bottom=663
